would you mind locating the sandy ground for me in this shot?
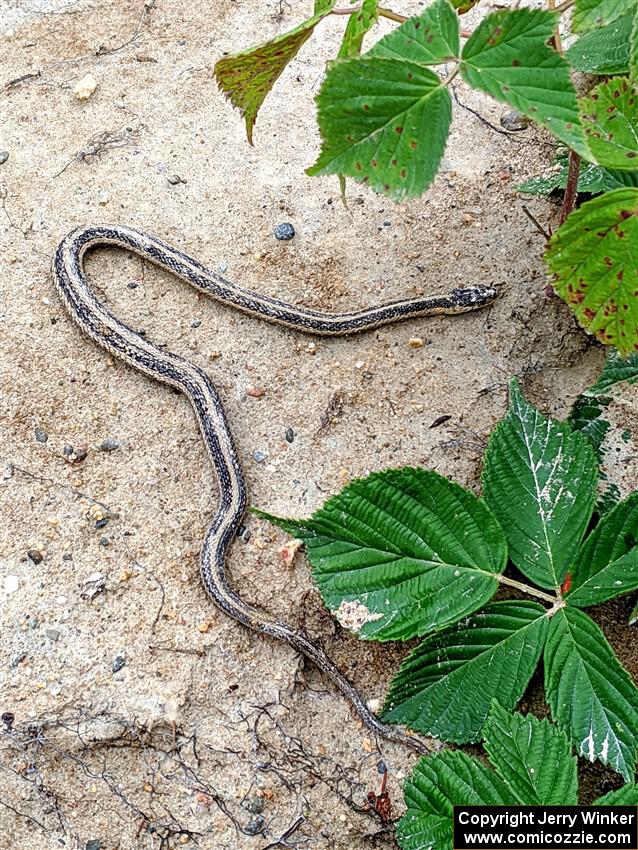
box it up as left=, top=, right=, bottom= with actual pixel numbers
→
left=1, top=1, right=637, bottom=848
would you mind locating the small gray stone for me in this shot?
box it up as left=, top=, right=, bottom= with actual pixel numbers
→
left=500, top=110, right=532, bottom=131
left=167, top=174, right=185, bottom=185
left=28, top=617, right=39, bottom=629
left=34, top=427, right=48, bottom=444
left=99, top=438, right=120, bottom=452
left=285, top=428, right=295, bottom=444
left=86, top=840, right=102, bottom=850
left=11, top=653, right=26, bottom=668
left=191, top=320, right=202, bottom=328
left=99, top=536, right=109, bottom=546
left=0, top=151, right=8, bottom=165
left=244, top=816, right=265, bottom=835
left=27, top=549, right=43, bottom=565
left=237, top=526, right=251, bottom=543
left=252, top=450, right=267, bottom=463
left=218, top=262, right=228, bottom=273
left=112, top=655, right=126, bottom=673
left=46, top=629, right=61, bottom=642
left=127, top=281, right=138, bottom=289
left=95, top=517, right=109, bottom=529
left=274, top=222, right=295, bottom=241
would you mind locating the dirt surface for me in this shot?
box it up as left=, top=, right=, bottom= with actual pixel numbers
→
left=2, top=2, right=637, bottom=849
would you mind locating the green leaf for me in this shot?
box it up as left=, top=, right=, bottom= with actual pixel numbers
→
left=517, top=158, right=638, bottom=197
left=632, top=11, right=638, bottom=82
left=482, top=380, right=598, bottom=589
left=566, top=10, right=634, bottom=75
left=566, top=493, right=638, bottom=607
left=369, top=0, right=460, bottom=64
left=545, top=188, right=638, bottom=356
left=397, top=750, right=515, bottom=850
left=257, top=467, right=506, bottom=641
left=460, top=9, right=589, bottom=158
left=595, top=784, right=638, bottom=805
left=381, top=602, right=548, bottom=742
left=314, top=0, right=336, bottom=13
left=589, top=348, right=638, bottom=394
left=544, top=606, right=638, bottom=780
left=573, top=0, right=631, bottom=33
left=214, top=5, right=333, bottom=144
left=450, top=0, right=480, bottom=12
left=307, top=57, right=451, bottom=199
left=567, top=392, right=611, bottom=456
left=483, top=701, right=578, bottom=805
left=337, top=0, right=378, bottom=59
left=581, top=78, right=638, bottom=171
left=308, top=1, right=462, bottom=199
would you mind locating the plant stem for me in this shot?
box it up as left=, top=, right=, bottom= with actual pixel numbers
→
left=555, top=0, right=574, bottom=12
left=378, top=6, right=408, bottom=23
left=331, top=5, right=473, bottom=36
left=547, top=0, right=563, bottom=52
left=560, top=150, right=581, bottom=225
left=497, top=574, right=558, bottom=604
left=442, top=65, right=460, bottom=87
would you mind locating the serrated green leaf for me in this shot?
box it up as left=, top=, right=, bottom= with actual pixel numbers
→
left=307, top=57, right=451, bottom=199
left=544, top=607, right=638, bottom=780
left=369, top=0, right=460, bottom=64
left=517, top=157, right=638, bottom=196
left=308, top=1, right=461, bottom=199
left=482, top=380, right=598, bottom=589
left=595, top=784, right=638, bottom=805
left=257, top=467, right=506, bottom=641
left=337, top=0, right=378, bottom=59
left=632, top=10, right=638, bottom=81
left=397, top=750, right=516, bottom=850
left=214, top=6, right=333, bottom=144
left=568, top=392, right=611, bottom=456
left=460, top=9, right=589, bottom=158
left=381, top=602, right=548, bottom=742
left=573, top=0, right=631, bottom=33
left=567, top=492, right=638, bottom=607
left=566, top=10, right=633, bottom=75
left=589, top=348, right=638, bottom=393
left=483, top=700, right=578, bottom=805
left=545, top=188, right=638, bottom=356
left=581, top=78, right=638, bottom=171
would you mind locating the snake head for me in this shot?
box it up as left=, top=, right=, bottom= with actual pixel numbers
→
left=450, top=285, right=498, bottom=310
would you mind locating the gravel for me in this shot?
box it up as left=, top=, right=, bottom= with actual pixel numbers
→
left=274, top=222, right=295, bottom=240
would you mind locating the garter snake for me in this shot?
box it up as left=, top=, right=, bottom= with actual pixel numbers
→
left=53, top=223, right=496, bottom=755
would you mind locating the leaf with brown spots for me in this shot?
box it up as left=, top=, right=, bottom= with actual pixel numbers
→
left=545, top=188, right=638, bottom=356
left=307, top=62, right=451, bottom=199
left=461, top=9, right=589, bottom=158
left=566, top=8, right=635, bottom=75
left=572, top=0, right=630, bottom=34
left=580, top=77, right=638, bottom=170
left=337, top=0, right=378, bottom=59
left=369, top=0, right=460, bottom=65
left=214, top=3, right=335, bottom=144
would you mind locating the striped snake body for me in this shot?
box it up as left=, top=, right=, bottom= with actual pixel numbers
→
left=53, top=224, right=496, bottom=756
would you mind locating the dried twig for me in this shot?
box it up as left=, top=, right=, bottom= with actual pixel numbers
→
left=53, top=120, right=142, bottom=178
